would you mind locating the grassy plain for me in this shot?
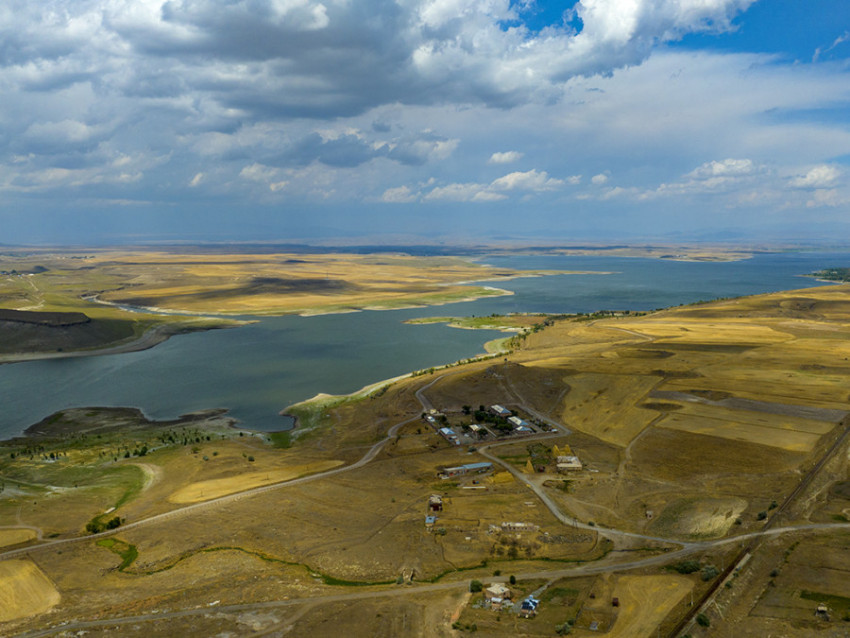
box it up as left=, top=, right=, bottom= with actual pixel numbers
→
left=2, top=274, right=850, bottom=636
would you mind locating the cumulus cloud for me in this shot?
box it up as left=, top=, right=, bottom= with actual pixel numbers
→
left=790, top=164, right=841, bottom=189
left=491, top=169, right=563, bottom=191
left=421, top=168, right=564, bottom=201
left=488, top=151, right=524, bottom=164
left=591, top=173, right=608, bottom=185
left=686, top=158, right=755, bottom=179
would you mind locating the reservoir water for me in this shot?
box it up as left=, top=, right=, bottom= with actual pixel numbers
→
left=1, top=252, right=846, bottom=439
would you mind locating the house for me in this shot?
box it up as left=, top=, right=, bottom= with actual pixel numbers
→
left=490, top=404, right=511, bottom=417
left=518, top=596, right=539, bottom=618
left=484, top=583, right=512, bottom=601
left=508, top=416, right=530, bottom=428
left=556, top=455, right=582, bottom=472
left=490, top=596, right=505, bottom=611
left=428, top=494, right=443, bottom=512
left=469, top=424, right=483, bottom=435
left=425, top=515, right=437, bottom=528
left=438, top=427, right=459, bottom=444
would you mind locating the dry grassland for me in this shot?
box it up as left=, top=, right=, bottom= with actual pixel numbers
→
left=0, top=559, right=61, bottom=622
left=592, top=574, right=692, bottom=638
left=0, top=528, right=36, bottom=548
left=648, top=496, right=747, bottom=539
left=86, top=251, right=558, bottom=315
left=168, top=460, right=343, bottom=503
left=750, top=533, right=850, bottom=627
left=559, top=373, right=661, bottom=446
left=656, top=405, right=830, bottom=452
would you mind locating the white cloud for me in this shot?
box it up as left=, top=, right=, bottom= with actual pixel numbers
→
left=591, top=173, right=608, bottom=185
left=790, top=164, right=841, bottom=189
left=423, top=168, right=564, bottom=201
left=491, top=169, right=563, bottom=191
left=489, top=151, right=524, bottom=164
left=239, top=163, right=279, bottom=182
left=381, top=185, right=418, bottom=203
left=189, top=172, right=204, bottom=187
left=687, top=158, right=755, bottom=179
left=806, top=189, right=847, bottom=208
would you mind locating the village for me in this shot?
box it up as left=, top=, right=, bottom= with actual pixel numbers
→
left=421, top=403, right=587, bottom=622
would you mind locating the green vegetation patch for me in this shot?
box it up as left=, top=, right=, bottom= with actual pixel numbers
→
left=268, top=431, right=293, bottom=449
left=808, top=268, right=850, bottom=282
left=96, top=538, right=139, bottom=571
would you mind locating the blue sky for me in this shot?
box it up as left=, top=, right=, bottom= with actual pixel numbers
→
left=1, top=0, right=848, bottom=245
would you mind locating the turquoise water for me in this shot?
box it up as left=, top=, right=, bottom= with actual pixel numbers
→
left=0, top=252, right=845, bottom=438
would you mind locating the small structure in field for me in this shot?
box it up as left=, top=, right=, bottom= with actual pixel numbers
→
left=518, top=596, right=539, bottom=618
left=428, top=494, right=443, bottom=512
left=612, top=597, right=620, bottom=607
left=816, top=603, right=830, bottom=621
left=425, top=515, right=437, bottom=529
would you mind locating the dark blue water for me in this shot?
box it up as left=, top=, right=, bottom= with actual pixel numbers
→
left=0, top=252, right=844, bottom=438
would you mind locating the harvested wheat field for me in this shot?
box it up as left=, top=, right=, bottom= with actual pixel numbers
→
left=598, top=574, right=693, bottom=638
left=0, top=529, right=36, bottom=549
left=0, top=559, right=60, bottom=622
left=168, top=460, right=343, bottom=503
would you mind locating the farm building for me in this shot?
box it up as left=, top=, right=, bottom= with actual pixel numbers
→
left=556, top=455, right=583, bottom=472
left=428, top=495, right=443, bottom=512
left=425, top=515, right=437, bottom=529
left=490, top=404, right=511, bottom=417
left=440, top=462, right=494, bottom=477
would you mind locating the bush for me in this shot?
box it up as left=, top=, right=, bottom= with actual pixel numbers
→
left=701, top=565, right=720, bottom=581
left=671, top=560, right=701, bottom=574
left=469, top=580, right=483, bottom=593
left=757, top=510, right=767, bottom=520
left=509, top=575, right=517, bottom=585
left=696, top=613, right=710, bottom=627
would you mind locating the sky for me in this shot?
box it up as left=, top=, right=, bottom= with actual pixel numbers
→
left=1, top=0, right=849, bottom=245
